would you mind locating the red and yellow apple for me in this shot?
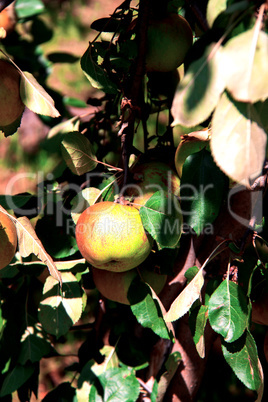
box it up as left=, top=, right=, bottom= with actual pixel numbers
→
left=75, top=201, right=153, bottom=272
left=146, top=13, right=193, bottom=72
left=0, top=59, right=25, bottom=135
left=124, top=161, right=180, bottom=208
left=91, top=265, right=167, bottom=305
left=0, top=211, right=17, bottom=269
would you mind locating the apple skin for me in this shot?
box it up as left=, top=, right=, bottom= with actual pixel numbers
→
left=146, top=13, right=193, bottom=72
left=0, top=3, right=16, bottom=35
left=0, top=212, right=17, bottom=269
left=0, top=60, right=24, bottom=129
left=124, top=161, right=180, bottom=208
left=91, top=266, right=167, bottom=305
left=75, top=201, right=153, bottom=272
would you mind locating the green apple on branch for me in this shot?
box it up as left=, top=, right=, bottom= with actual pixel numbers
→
left=145, top=13, right=193, bottom=72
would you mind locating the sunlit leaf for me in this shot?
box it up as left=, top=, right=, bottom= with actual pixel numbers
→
left=222, top=330, right=262, bottom=391
left=15, top=0, right=45, bottom=18
left=224, top=28, right=268, bottom=102
left=140, top=191, right=183, bottom=250
left=47, top=116, right=80, bottom=139
left=99, top=367, right=140, bottom=402
left=71, top=187, right=102, bottom=224
left=38, top=272, right=83, bottom=338
left=164, top=267, right=205, bottom=323
left=20, top=71, right=60, bottom=117
left=171, top=44, right=225, bottom=127
left=211, top=92, right=267, bottom=186
left=208, top=280, right=248, bottom=342
left=156, top=352, right=182, bottom=401
left=206, top=0, right=227, bottom=27
left=193, top=305, right=209, bottom=358
left=61, top=131, right=98, bottom=175
left=13, top=215, right=62, bottom=286
left=206, top=0, right=249, bottom=28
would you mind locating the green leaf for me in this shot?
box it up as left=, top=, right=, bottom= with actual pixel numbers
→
left=193, top=305, right=209, bottom=358
left=129, top=279, right=171, bottom=340
left=20, top=71, right=60, bottom=117
left=211, top=92, right=267, bottom=186
left=71, top=187, right=102, bottom=224
left=47, top=116, right=80, bottom=139
left=0, top=194, right=32, bottom=211
left=99, top=367, right=140, bottom=402
left=156, top=352, right=182, bottom=401
left=61, top=131, right=98, bottom=175
left=0, top=364, right=35, bottom=397
left=224, top=28, right=268, bottom=103
left=180, top=149, right=227, bottom=235
left=35, top=214, right=78, bottom=259
left=81, top=43, right=118, bottom=94
left=255, top=98, right=268, bottom=132
left=15, top=0, right=45, bottom=19
left=164, top=267, right=205, bottom=323
left=171, top=44, right=225, bottom=127
left=38, top=272, right=83, bottom=338
left=18, top=333, right=52, bottom=364
left=222, top=330, right=262, bottom=391
left=139, top=192, right=182, bottom=250
left=208, top=280, right=248, bottom=342
left=174, top=129, right=210, bottom=178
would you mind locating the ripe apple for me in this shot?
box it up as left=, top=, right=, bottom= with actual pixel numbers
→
left=146, top=13, right=193, bottom=72
left=91, top=265, right=167, bottom=305
left=0, top=211, right=17, bottom=269
left=0, top=3, right=16, bottom=35
left=75, top=201, right=153, bottom=272
left=0, top=59, right=25, bottom=135
left=124, top=161, right=180, bottom=208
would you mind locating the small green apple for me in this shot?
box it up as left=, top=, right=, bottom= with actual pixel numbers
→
left=125, top=161, right=180, bottom=208
left=91, top=265, right=167, bottom=305
left=0, top=211, right=17, bottom=269
left=75, top=201, right=153, bottom=272
left=146, top=13, right=193, bottom=72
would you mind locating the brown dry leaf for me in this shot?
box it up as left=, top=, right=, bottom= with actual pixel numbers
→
left=15, top=216, right=62, bottom=286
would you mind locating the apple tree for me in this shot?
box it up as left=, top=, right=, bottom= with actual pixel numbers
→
left=0, top=0, right=268, bottom=401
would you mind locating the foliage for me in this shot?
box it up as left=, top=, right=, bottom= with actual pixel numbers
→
left=0, top=0, right=268, bottom=401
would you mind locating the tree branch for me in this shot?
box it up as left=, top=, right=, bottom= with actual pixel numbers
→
left=120, top=0, right=152, bottom=187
